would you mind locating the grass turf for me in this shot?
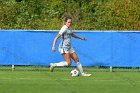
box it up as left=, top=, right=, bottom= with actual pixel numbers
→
left=0, top=69, right=140, bottom=93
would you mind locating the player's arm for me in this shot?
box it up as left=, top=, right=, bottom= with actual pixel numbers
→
left=52, top=34, right=61, bottom=52
left=71, top=33, right=87, bottom=40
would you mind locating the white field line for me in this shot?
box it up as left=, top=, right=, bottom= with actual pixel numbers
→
left=0, top=78, right=140, bottom=82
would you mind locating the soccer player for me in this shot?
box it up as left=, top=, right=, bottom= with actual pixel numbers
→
left=50, top=17, right=91, bottom=76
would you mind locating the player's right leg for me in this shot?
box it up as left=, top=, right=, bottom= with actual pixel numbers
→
left=50, top=61, right=68, bottom=72
left=50, top=53, right=72, bottom=72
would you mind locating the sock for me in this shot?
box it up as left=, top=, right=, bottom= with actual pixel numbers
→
left=77, top=62, right=84, bottom=74
left=54, top=61, right=68, bottom=67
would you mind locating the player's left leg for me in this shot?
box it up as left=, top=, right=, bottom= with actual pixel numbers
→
left=70, top=52, right=91, bottom=76
left=70, top=52, right=83, bottom=72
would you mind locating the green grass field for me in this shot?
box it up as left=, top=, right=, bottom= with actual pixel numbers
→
left=0, top=68, right=140, bottom=93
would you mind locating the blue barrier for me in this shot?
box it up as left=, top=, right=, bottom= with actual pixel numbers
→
left=0, top=30, right=140, bottom=67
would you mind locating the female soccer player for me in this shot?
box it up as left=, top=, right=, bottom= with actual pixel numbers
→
left=50, top=17, right=91, bottom=76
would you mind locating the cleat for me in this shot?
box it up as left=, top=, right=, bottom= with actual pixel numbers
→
left=50, top=63, right=55, bottom=72
left=81, top=73, right=91, bottom=76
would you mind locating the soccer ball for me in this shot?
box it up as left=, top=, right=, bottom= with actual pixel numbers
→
left=70, top=69, right=79, bottom=77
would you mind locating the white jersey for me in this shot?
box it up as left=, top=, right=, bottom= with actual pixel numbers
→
left=58, top=25, right=75, bottom=54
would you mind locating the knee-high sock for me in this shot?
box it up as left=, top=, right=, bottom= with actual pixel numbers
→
left=77, top=62, right=84, bottom=74
left=54, top=61, right=68, bottom=66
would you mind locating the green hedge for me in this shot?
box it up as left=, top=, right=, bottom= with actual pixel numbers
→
left=0, top=0, right=140, bottom=30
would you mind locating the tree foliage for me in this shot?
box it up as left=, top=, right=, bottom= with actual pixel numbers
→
left=0, top=0, right=140, bottom=30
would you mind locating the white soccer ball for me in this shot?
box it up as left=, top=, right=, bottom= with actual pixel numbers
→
left=70, top=69, right=79, bottom=77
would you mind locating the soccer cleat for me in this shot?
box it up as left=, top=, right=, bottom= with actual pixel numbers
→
left=50, top=63, right=55, bottom=72
left=81, top=73, right=91, bottom=76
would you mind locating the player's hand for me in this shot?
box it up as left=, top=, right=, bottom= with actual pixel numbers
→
left=81, top=38, right=87, bottom=40
left=52, top=47, right=56, bottom=52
